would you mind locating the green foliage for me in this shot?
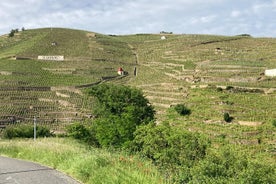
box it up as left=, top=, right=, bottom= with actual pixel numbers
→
left=66, top=122, right=99, bottom=146
left=132, top=122, right=210, bottom=183
left=190, top=146, right=276, bottom=183
left=226, top=86, right=234, bottom=91
left=66, top=122, right=90, bottom=140
left=8, top=29, right=15, bottom=37
left=174, top=104, right=191, bottom=116
left=3, top=124, right=52, bottom=139
left=216, top=87, right=223, bottom=92
left=223, top=112, right=233, bottom=122
left=272, top=119, right=276, bottom=127
left=87, top=84, right=155, bottom=147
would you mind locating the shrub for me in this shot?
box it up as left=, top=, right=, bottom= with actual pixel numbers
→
left=8, top=29, right=15, bottom=37
left=174, top=104, right=191, bottom=116
left=3, top=124, right=52, bottom=139
left=272, top=119, right=276, bottom=127
left=66, top=122, right=90, bottom=140
left=66, top=122, right=99, bottom=146
left=216, top=87, right=223, bottom=92
left=132, top=122, right=210, bottom=183
left=226, top=86, right=234, bottom=90
left=223, top=112, right=233, bottom=123
left=190, top=145, right=276, bottom=183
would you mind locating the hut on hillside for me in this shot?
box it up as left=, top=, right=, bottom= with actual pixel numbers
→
left=118, top=67, right=124, bottom=75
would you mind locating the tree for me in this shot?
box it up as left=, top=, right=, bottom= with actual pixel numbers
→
left=8, top=29, right=15, bottom=37
left=87, top=84, right=155, bottom=147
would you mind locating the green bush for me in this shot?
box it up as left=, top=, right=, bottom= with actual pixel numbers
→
left=216, top=87, right=223, bottom=92
left=3, top=124, right=52, bottom=139
left=226, top=86, right=234, bottom=90
left=8, top=29, right=15, bottom=37
left=174, top=104, right=191, bottom=116
left=223, top=112, right=233, bottom=122
left=66, top=122, right=99, bottom=146
left=272, top=119, right=276, bottom=127
left=132, top=122, right=210, bottom=183
left=86, top=84, right=155, bottom=148
left=66, top=122, right=90, bottom=140
left=190, top=145, right=276, bottom=183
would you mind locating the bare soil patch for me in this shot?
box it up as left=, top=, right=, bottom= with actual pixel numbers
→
left=237, top=121, right=263, bottom=126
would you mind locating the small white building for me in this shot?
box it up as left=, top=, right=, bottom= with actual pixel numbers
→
left=265, top=69, right=276, bottom=77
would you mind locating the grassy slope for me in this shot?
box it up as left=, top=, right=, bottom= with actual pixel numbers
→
left=2, top=29, right=275, bottom=124
left=0, top=28, right=136, bottom=125
left=119, top=34, right=276, bottom=127
left=0, top=28, right=275, bottom=176
left=118, top=33, right=276, bottom=159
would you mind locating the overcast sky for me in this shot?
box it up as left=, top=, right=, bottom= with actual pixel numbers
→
left=1, top=0, right=276, bottom=37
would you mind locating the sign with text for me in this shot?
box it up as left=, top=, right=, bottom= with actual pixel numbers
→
left=38, top=56, right=64, bottom=61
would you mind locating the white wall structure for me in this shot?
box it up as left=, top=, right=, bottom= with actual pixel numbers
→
left=38, top=56, right=64, bottom=61
left=265, top=69, right=276, bottom=77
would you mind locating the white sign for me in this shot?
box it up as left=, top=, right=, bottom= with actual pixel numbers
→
left=265, top=69, right=276, bottom=77
left=38, top=56, right=64, bottom=61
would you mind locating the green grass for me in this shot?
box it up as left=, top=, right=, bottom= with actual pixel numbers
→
left=0, top=138, right=164, bottom=184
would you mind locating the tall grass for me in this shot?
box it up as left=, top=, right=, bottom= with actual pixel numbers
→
left=0, top=138, right=164, bottom=184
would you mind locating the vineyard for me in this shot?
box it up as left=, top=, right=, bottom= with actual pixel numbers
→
left=119, top=33, right=276, bottom=157
left=0, top=28, right=275, bottom=150
left=0, top=28, right=136, bottom=131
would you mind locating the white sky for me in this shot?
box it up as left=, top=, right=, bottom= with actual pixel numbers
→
left=1, top=0, right=276, bottom=37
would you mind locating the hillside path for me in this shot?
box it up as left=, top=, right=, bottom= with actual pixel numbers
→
left=0, top=156, right=80, bottom=184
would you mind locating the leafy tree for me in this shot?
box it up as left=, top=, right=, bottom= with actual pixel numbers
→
left=87, top=84, right=155, bottom=147
left=8, top=29, right=15, bottom=37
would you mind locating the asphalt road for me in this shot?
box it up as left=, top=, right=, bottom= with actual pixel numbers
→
left=0, top=156, right=80, bottom=184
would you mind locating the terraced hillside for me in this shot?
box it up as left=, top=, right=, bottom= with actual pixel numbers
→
left=0, top=28, right=136, bottom=130
left=117, top=34, right=276, bottom=156
left=118, top=34, right=276, bottom=122
left=1, top=29, right=276, bottom=136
